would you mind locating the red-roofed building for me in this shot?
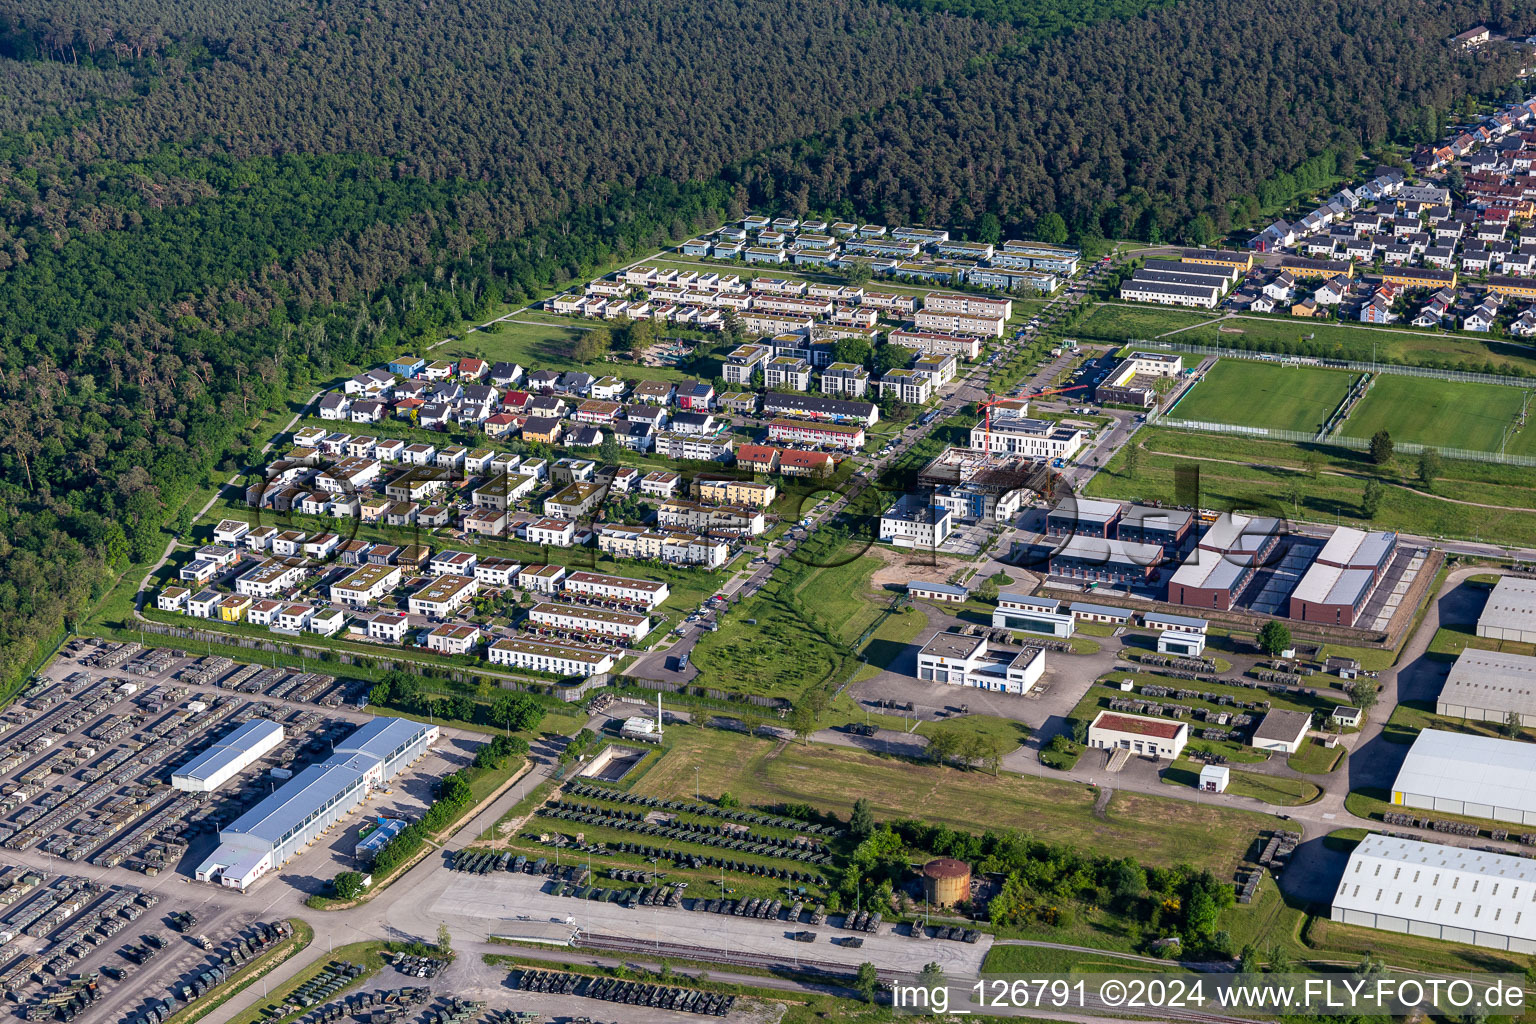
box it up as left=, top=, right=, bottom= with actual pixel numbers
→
left=735, top=445, right=782, bottom=473
left=484, top=412, right=524, bottom=438
left=778, top=450, right=835, bottom=477
left=1087, top=709, right=1187, bottom=760
left=458, top=357, right=488, bottom=380
left=501, top=390, right=531, bottom=412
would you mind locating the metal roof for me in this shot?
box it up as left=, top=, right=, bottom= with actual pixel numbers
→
left=1070, top=601, right=1132, bottom=619
left=173, top=719, right=284, bottom=784
left=1479, top=577, right=1536, bottom=635
left=1143, top=611, right=1209, bottom=631
left=1332, top=833, right=1536, bottom=942
left=1290, top=561, right=1376, bottom=607
left=222, top=757, right=371, bottom=845
left=1122, top=505, right=1192, bottom=531
left=1198, top=513, right=1281, bottom=555
left=1054, top=535, right=1165, bottom=565
left=1393, top=728, right=1536, bottom=816
left=1252, top=709, right=1311, bottom=744
left=1440, top=649, right=1536, bottom=716
left=1170, top=548, right=1248, bottom=593
left=1048, top=498, right=1122, bottom=525
left=334, top=717, right=435, bottom=764
left=1315, top=527, right=1396, bottom=570
left=908, top=581, right=968, bottom=597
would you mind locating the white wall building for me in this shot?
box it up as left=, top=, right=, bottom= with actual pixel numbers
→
left=1332, top=834, right=1536, bottom=953
left=1086, top=710, right=1187, bottom=760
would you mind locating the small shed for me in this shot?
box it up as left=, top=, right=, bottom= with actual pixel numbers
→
left=1199, top=763, right=1230, bottom=793
left=1325, top=656, right=1361, bottom=680
left=1331, top=705, right=1363, bottom=729
left=1157, top=631, right=1207, bottom=657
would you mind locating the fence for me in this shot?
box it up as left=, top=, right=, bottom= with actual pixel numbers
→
left=1135, top=339, right=1536, bottom=388
left=1144, top=413, right=1536, bottom=467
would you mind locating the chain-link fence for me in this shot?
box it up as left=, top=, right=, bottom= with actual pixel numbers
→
left=1134, top=339, right=1536, bottom=387
left=1146, top=413, right=1536, bottom=467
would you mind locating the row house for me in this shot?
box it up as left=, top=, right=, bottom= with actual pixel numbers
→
left=657, top=499, right=768, bottom=537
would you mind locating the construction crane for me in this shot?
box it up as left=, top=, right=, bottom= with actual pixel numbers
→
left=976, top=384, right=1089, bottom=454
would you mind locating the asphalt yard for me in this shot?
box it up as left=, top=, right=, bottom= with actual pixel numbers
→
left=430, top=872, right=992, bottom=977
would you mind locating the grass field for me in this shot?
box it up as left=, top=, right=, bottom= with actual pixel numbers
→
left=1074, top=304, right=1216, bottom=341
left=1172, top=359, right=1356, bottom=434
left=1080, top=302, right=1536, bottom=377
left=1087, top=428, right=1536, bottom=546
left=1339, top=373, right=1528, bottom=452
left=631, top=724, right=1287, bottom=874
left=1161, top=760, right=1320, bottom=806
left=1286, top=737, right=1345, bottom=775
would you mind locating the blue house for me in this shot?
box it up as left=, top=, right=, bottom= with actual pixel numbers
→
left=389, top=356, right=426, bottom=378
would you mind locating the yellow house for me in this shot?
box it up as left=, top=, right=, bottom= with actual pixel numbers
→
left=1290, top=299, right=1318, bottom=318
left=1381, top=267, right=1457, bottom=290
left=1181, top=248, right=1253, bottom=272
left=1280, top=257, right=1354, bottom=280
left=219, top=594, right=253, bottom=622
left=1489, top=275, right=1536, bottom=300
left=696, top=478, right=778, bottom=508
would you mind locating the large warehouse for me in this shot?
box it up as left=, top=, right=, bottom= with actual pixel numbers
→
left=1287, top=527, right=1396, bottom=626
left=194, top=717, right=438, bottom=891
left=1477, top=576, right=1536, bottom=645
left=1391, top=728, right=1536, bottom=825
left=1435, top=649, right=1536, bottom=726
left=1168, top=513, right=1283, bottom=610
left=172, top=719, right=285, bottom=793
left=1332, top=834, right=1536, bottom=953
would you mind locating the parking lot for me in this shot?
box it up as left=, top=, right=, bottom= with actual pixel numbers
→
left=429, top=872, right=992, bottom=977
left=0, top=638, right=483, bottom=1024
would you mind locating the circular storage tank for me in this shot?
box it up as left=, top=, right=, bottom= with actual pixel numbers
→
left=921, top=857, right=972, bottom=906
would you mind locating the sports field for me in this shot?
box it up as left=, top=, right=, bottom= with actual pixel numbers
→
left=1339, top=374, right=1528, bottom=452
left=1170, top=358, right=1356, bottom=433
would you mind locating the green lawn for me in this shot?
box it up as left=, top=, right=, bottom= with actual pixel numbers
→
left=1074, top=303, right=1215, bottom=341
left=1091, top=306, right=1536, bottom=377
left=1286, top=736, right=1345, bottom=775
left=1088, top=428, right=1536, bottom=547
left=1162, top=760, right=1320, bottom=806
left=1172, top=359, right=1355, bottom=434
left=633, top=724, right=1288, bottom=875
left=441, top=318, right=720, bottom=384
left=1339, top=373, right=1528, bottom=452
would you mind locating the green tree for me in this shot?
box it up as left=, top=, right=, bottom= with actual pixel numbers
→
left=1369, top=429, right=1394, bottom=465
left=490, top=692, right=545, bottom=734
left=1122, top=440, right=1141, bottom=478
left=1417, top=447, right=1441, bottom=489
left=332, top=871, right=367, bottom=900
left=1502, top=710, right=1522, bottom=738
left=1257, top=620, right=1292, bottom=656
left=927, top=727, right=963, bottom=766
left=598, top=433, right=621, bottom=465
left=854, top=962, right=880, bottom=1003
left=849, top=797, right=876, bottom=839
left=436, top=923, right=453, bottom=956
left=1301, top=449, right=1322, bottom=479
left=1035, top=212, right=1069, bottom=245
left=1361, top=477, right=1384, bottom=519
left=788, top=701, right=816, bottom=745
left=1347, top=678, right=1379, bottom=716
left=919, top=961, right=945, bottom=984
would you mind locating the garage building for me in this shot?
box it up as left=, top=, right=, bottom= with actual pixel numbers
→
left=1087, top=710, right=1188, bottom=760
left=1287, top=527, right=1396, bottom=625
left=1250, top=709, right=1311, bottom=754
left=1391, top=728, right=1536, bottom=825
left=194, top=717, right=438, bottom=891
left=1331, top=834, right=1536, bottom=953
left=992, top=594, right=1075, bottom=637
left=1168, top=513, right=1282, bottom=611
left=172, top=719, right=285, bottom=793
left=1477, top=576, right=1536, bottom=645
left=1435, top=649, right=1536, bottom=726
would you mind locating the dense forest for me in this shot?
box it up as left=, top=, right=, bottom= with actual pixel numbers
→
left=735, top=0, right=1533, bottom=243
left=0, top=0, right=1527, bottom=690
